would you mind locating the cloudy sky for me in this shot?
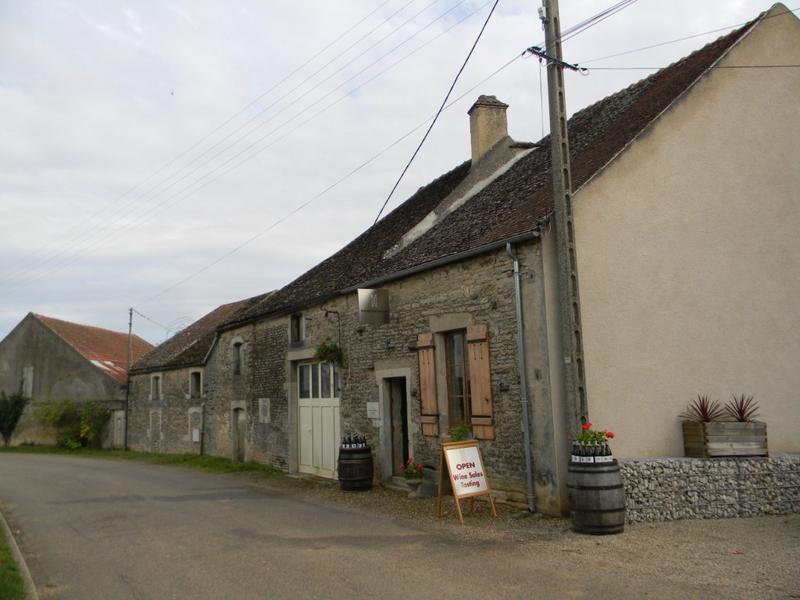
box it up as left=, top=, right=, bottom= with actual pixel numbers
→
left=0, top=0, right=783, bottom=344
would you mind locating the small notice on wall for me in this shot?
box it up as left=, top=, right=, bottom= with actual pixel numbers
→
left=366, top=401, right=380, bottom=420
left=437, top=440, right=497, bottom=525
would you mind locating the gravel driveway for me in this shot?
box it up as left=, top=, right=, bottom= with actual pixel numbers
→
left=1, top=453, right=798, bottom=600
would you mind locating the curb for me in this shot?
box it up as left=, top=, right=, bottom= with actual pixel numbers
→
left=0, top=509, right=39, bottom=600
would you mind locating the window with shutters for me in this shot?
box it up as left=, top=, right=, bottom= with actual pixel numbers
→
left=445, top=330, right=471, bottom=427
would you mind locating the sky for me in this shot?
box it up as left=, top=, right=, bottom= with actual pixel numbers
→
left=0, top=0, right=784, bottom=344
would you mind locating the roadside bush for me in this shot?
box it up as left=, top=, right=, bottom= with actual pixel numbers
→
left=0, top=391, right=28, bottom=448
left=35, top=399, right=110, bottom=449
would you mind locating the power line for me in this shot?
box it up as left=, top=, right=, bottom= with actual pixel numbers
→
left=2, top=0, right=414, bottom=281
left=137, top=0, right=645, bottom=304
left=131, top=309, right=175, bottom=334
left=588, top=64, right=800, bottom=71
left=579, top=5, right=799, bottom=64
left=136, top=54, right=525, bottom=306
left=372, top=0, right=500, bottom=225
left=3, top=0, right=469, bottom=287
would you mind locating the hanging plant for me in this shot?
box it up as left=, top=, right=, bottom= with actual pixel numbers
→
left=315, top=342, right=343, bottom=364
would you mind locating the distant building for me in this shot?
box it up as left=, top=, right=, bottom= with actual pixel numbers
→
left=0, top=313, right=152, bottom=447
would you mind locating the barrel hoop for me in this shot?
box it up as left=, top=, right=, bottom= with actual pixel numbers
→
left=567, top=483, right=624, bottom=491
left=572, top=507, right=626, bottom=515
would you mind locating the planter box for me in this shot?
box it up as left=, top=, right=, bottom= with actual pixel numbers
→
left=682, top=421, right=768, bottom=458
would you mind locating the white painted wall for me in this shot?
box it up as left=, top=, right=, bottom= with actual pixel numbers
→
left=573, top=9, right=800, bottom=457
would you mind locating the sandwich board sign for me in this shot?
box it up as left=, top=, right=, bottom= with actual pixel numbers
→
left=437, top=440, right=497, bottom=525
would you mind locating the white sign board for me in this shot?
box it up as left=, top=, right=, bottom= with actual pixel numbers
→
left=437, top=440, right=497, bottom=524
left=444, top=443, right=488, bottom=497
left=366, top=401, right=380, bottom=420
left=191, top=428, right=200, bottom=443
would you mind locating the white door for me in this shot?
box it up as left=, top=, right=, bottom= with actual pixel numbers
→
left=112, top=410, right=125, bottom=449
left=298, top=361, right=340, bottom=478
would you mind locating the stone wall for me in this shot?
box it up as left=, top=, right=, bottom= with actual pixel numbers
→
left=620, top=455, right=800, bottom=523
left=125, top=243, right=548, bottom=502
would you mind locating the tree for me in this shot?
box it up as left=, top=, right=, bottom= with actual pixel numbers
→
left=0, top=391, right=28, bottom=448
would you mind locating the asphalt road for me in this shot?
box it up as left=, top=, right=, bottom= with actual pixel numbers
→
left=1, top=454, right=798, bottom=600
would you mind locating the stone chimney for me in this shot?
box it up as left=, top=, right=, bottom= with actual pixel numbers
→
left=468, top=95, right=509, bottom=165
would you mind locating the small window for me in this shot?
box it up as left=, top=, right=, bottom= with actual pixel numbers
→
left=297, top=362, right=339, bottom=399
left=190, top=371, right=202, bottom=398
left=151, top=375, right=162, bottom=400
left=290, top=314, right=304, bottom=344
left=21, top=366, right=34, bottom=398
left=233, top=342, right=243, bottom=375
left=445, top=330, right=471, bottom=427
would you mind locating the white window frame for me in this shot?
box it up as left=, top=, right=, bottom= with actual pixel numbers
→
left=297, top=361, right=340, bottom=401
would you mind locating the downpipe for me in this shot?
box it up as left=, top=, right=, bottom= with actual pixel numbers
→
left=506, top=242, right=536, bottom=513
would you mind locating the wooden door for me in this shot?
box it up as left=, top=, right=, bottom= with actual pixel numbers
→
left=233, top=408, right=246, bottom=462
left=389, top=378, right=409, bottom=475
left=298, top=362, right=341, bottom=478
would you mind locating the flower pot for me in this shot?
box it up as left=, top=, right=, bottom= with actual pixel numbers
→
left=682, top=421, right=768, bottom=458
left=405, top=478, right=423, bottom=498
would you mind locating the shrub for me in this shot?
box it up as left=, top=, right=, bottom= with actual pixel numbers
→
left=679, top=395, right=724, bottom=422
left=35, top=399, right=110, bottom=449
left=0, top=391, right=28, bottom=448
left=724, top=394, right=760, bottom=422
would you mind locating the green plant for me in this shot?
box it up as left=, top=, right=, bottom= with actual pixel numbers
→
left=448, top=422, right=473, bottom=441
left=35, top=399, right=109, bottom=449
left=0, top=523, right=26, bottom=600
left=399, top=457, right=425, bottom=479
left=0, top=391, right=28, bottom=448
left=679, top=395, right=724, bottom=422
left=314, top=342, right=343, bottom=364
left=575, top=422, right=615, bottom=444
left=724, top=394, right=760, bottom=422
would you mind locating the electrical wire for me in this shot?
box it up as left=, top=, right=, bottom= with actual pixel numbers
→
left=371, top=0, right=500, bottom=225
left=4, top=0, right=406, bottom=279
left=136, top=0, right=646, bottom=304
left=587, top=64, right=800, bottom=71
left=3, top=0, right=468, bottom=286
left=579, top=5, right=799, bottom=64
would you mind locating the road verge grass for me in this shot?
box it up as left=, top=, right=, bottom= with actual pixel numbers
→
left=0, top=446, right=280, bottom=476
left=0, top=519, right=25, bottom=600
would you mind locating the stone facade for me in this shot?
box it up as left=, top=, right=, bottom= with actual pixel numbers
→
left=620, top=455, right=800, bottom=523
left=127, top=244, right=543, bottom=502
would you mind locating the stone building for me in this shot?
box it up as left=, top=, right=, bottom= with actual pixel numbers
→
left=128, top=6, right=800, bottom=517
left=127, top=296, right=267, bottom=455
left=0, top=312, right=152, bottom=447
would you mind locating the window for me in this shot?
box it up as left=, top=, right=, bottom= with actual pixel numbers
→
left=233, top=342, right=243, bottom=375
left=297, top=362, right=340, bottom=399
left=290, top=314, right=304, bottom=344
left=190, top=371, right=202, bottom=398
left=151, top=375, right=162, bottom=400
left=445, top=330, right=471, bottom=427
left=21, top=366, right=34, bottom=398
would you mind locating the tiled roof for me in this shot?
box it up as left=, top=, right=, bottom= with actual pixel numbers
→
left=227, top=18, right=756, bottom=326
left=34, top=314, right=153, bottom=384
left=130, top=293, right=270, bottom=373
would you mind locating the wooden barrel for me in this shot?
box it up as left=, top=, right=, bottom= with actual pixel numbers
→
left=567, top=460, right=626, bottom=535
left=337, top=447, right=373, bottom=491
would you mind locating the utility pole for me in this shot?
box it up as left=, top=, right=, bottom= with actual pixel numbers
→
left=124, top=307, right=133, bottom=451
left=541, top=0, right=588, bottom=431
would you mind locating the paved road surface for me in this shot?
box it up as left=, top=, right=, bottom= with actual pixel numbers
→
left=1, top=454, right=798, bottom=599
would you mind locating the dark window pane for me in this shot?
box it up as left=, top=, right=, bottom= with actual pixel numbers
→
left=311, top=363, right=319, bottom=398
left=321, top=362, right=331, bottom=398
left=299, top=364, right=310, bottom=399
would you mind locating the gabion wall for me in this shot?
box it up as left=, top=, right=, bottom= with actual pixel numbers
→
left=619, top=454, right=800, bottom=523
